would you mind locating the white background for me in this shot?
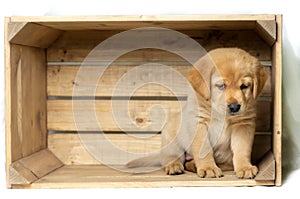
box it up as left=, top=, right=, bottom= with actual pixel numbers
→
left=1, top=0, right=300, bottom=198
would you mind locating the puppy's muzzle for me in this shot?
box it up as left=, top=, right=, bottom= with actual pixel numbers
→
left=228, top=103, right=241, bottom=115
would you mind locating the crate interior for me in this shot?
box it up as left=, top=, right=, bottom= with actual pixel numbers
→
left=7, top=16, right=281, bottom=188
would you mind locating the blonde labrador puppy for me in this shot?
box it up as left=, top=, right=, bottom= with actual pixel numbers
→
left=127, top=48, right=268, bottom=179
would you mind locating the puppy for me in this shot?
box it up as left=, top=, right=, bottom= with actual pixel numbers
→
left=127, top=48, right=268, bottom=179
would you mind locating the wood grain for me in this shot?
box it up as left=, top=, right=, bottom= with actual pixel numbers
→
left=10, top=15, right=276, bottom=23
left=48, top=132, right=161, bottom=165
left=272, top=15, right=282, bottom=186
left=9, top=149, right=63, bottom=185
left=256, top=151, right=275, bottom=181
left=18, top=149, right=63, bottom=178
left=47, top=99, right=271, bottom=132
left=8, top=45, right=47, bottom=160
left=7, top=14, right=274, bottom=32
left=38, top=20, right=256, bottom=31
left=48, top=132, right=270, bottom=166
left=47, top=99, right=183, bottom=132
left=9, top=161, right=38, bottom=185
left=26, top=165, right=274, bottom=188
left=47, top=65, right=271, bottom=97
left=255, top=20, right=276, bottom=46
left=5, top=17, right=13, bottom=188
left=7, top=21, right=27, bottom=41
left=46, top=30, right=271, bottom=62
left=47, top=65, right=189, bottom=97
left=9, top=22, right=61, bottom=48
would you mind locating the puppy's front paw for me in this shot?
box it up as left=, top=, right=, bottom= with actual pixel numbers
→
left=235, top=165, right=258, bottom=179
left=165, top=160, right=184, bottom=175
left=197, top=164, right=223, bottom=178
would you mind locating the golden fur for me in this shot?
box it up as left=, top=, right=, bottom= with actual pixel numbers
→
left=127, top=48, right=268, bottom=179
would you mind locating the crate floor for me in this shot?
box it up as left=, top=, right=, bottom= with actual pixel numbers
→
left=27, top=165, right=273, bottom=188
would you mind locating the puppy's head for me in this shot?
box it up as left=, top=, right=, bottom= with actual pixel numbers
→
left=188, top=48, right=268, bottom=115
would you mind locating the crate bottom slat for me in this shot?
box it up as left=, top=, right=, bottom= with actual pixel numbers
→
left=13, top=165, right=274, bottom=188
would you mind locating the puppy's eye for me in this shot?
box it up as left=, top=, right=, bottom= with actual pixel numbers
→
left=240, top=84, right=248, bottom=90
left=216, top=83, right=226, bottom=90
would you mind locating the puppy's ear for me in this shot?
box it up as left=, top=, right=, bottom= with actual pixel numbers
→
left=188, top=57, right=213, bottom=100
left=253, top=65, right=269, bottom=99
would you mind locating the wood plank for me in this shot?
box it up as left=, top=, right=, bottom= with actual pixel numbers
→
left=10, top=15, right=276, bottom=23
left=9, top=149, right=63, bottom=185
left=272, top=15, right=282, bottom=186
left=40, top=20, right=256, bottom=31
left=47, top=100, right=271, bottom=132
left=48, top=133, right=99, bottom=165
left=8, top=15, right=275, bottom=32
left=256, top=151, right=275, bottom=181
left=48, top=132, right=161, bottom=165
left=46, top=30, right=271, bottom=62
left=47, top=65, right=189, bottom=97
left=9, top=22, right=61, bottom=48
left=9, top=45, right=47, bottom=159
left=5, top=17, right=15, bottom=188
left=47, top=99, right=183, bottom=132
left=17, top=149, right=63, bottom=178
left=28, top=165, right=274, bottom=188
left=7, top=21, right=27, bottom=41
left=48, top=132, right=270, bottom=166
left=9, top=161, right=38, bottom=185
left=256, top=20, right=276, bottom=46
left=47, top=65, right=272, bottom=97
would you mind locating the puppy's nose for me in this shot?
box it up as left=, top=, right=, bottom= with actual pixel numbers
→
left=228, top=103, right=241, bottom=114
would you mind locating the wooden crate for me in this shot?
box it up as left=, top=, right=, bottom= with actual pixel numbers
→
left=5, top=15, right=282, bottom=188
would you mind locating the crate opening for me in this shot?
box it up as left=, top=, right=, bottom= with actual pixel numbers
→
left=6, top=15, right=281, bottom=188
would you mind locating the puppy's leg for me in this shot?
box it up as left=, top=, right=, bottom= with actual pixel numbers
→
left=191, top=124, right=222, bottom=178
left=231, top=124, right=258, bottom=179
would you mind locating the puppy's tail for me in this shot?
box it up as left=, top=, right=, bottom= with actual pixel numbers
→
left=126, top=153, right=161, bottom=168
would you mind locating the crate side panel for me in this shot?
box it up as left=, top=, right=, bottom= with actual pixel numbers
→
left=9, top=45, right=47, bottom=159
left=5, top=17, right=14, bottom=187
left=272, top=15, right=282, bottom=186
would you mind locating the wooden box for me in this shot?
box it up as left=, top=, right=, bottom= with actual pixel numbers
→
left=5, top=15, right=282, bottom=188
